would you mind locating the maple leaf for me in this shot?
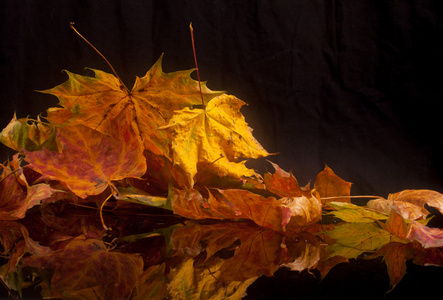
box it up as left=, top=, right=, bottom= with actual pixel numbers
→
left=0, top=221, right=53, bottom=298
left=20, top=235, right=144, bottom=300
left=406, top=221, right=443, bottom=248
left=168, top=221, right=321, bottom=284
left=0, top=114, right=58, bottom=152
left=0, top=221, right=23, bottom=255
left=172, top=188, right=321, bottom=232
left=263, top=161, right=305, bottom=197
left=168, top=258, right=256, bottom=300
left=0, top=155, right=59, bottom=220
left=314, top=165, right=352, bottom=203
left=327, top=202, right=388, bottom=223
left=369, top=240, right=443, bottom=291
left=367, top=189, right=443, bottom=220
left=23, top=120, right=146, bottom=198
left=132, top=264, right=169, bottom=300
left=324, top=222, right=405, bottom=259
left=371, top=242, right=418, bottom=290
left=42, top=55, right=224, bottom=157
left=159, top=94, right=269, bottom=186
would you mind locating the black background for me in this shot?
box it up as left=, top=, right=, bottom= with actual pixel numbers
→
left=1, top=1, right=443, bottom=299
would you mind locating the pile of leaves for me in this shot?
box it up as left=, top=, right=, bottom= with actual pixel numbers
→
left=1, top=52, right=443, bottom=299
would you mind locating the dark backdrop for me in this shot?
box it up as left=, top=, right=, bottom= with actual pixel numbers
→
left=1, top=1, right=443, bottom=299
left=1, top=0, right=443, bottom=197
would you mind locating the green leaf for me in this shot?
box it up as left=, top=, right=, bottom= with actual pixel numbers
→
left=115, top=186, right=170, bottom=210
left=325, top=222, right=405, bottom=259
left=328, top=201, right=388, bottom=223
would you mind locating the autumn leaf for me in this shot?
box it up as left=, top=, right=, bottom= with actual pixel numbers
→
left=168, top=258, right=256, bottom=300
left=42, top=55, right=223, bottom=157
left=0, top=156, right=59, bottom=220
left=20, top=235, right=143, bottom=300
left=0, top=221, right=23, bottom=255
left=132, top=264, right=169, bottom=300
left=114, top=185, right=170, bottom=209
left=171, top=221, right=283, bottom=280
left=0, top=114, right=58, bottom=152
left=314, top=165, right=352, bottom=203
left=384, top=209, right=408, bottom=240
left=159, top=94, right=269, bottom=186
left=406, top=221, right=443, bottom=248
left=324, top=222, right=405, bottom=259
left=371, top=242, right=418, bottom=290
left=172, top=188, right=321, bottom=232
left=23, top=121, right=146, bottom=198
left=279, top=194, right=323, bottom=229
left=172, top=188, right=284, bottom=231
left=0, top=221, right=53, bottom=298
left=168, top=221, right=321, bottom=284
left=367, top=189, right=443, bottom=220
left=263, top=161, right=304, bottom=197
left=327, top=202, right=388, bottom=223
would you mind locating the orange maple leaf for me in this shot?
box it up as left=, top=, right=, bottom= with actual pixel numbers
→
left=172, top=187, right=321, bottom=232
left=314, top=165, right=352, bottom=203
left=41, top=55, right=223, bottom=158
left=263, top=161, right=305, bottom=197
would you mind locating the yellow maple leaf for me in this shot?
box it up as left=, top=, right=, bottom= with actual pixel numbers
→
left=159, top=94, right=269, bottom=186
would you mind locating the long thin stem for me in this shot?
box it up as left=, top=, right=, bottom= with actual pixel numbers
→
left=321, top=195, right=385, bottom=201
left=70, top=22, right=130, bottom=94
left=99, top=192, right=114, bottom=231
left=189, top=22, right=205, bottom=109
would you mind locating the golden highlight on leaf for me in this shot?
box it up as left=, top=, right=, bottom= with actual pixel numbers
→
left=160, top=94, right=269, bottom=186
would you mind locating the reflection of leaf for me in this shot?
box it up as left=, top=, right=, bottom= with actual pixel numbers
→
left=21, top=236, right=143, bottom=300
left=314, top=165, right=352, bottom=203
left=168, top=258, right=256, bottom=300
left=371, top=242, right=418, bottom=290
left=169, top=221, right=321, bottom=281
left=367, top=189, right=443, bottom=220
left=370, top=240, right=443, bottom=290
left=24, top=122, right=146, bottom=198
left=132, top=264, right=169, bottom=300
left=325, top=222, right=405, bottom=259
left=159, top=94, right=269, bottom=186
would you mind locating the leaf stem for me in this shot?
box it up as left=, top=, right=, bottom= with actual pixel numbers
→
left=99, top=192, right=114, bottom=231
left=0, top=168, right=20, bottom=183
left=70, top=22, right=130, bottom=94
left=321, top=195, right=385, bottom=200
left=189, top=22, right=205, bottom=109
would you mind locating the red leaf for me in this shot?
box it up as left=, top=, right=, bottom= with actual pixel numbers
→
left=24, top=122, right=146, bottom=198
